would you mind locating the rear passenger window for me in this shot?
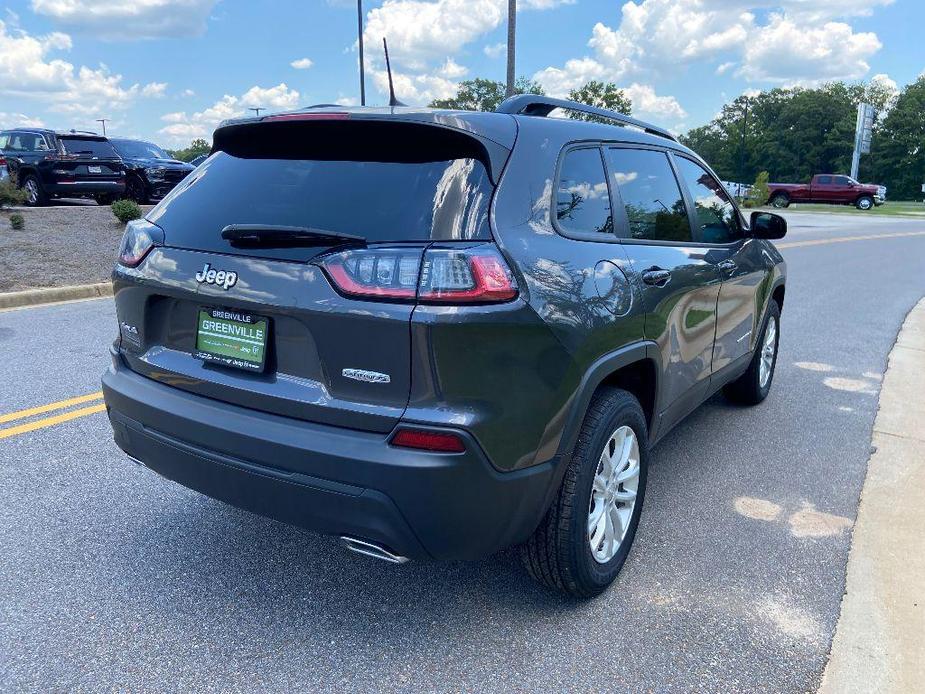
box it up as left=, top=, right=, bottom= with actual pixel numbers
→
left=674, top=156, right=742, bottom=244
left=555, top=148, right=613, bottom=236
left=606, top=148, right=690, bottom=243
left=817, top=175, right=832, bottom=184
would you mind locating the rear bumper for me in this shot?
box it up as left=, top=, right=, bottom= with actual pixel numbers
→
left=101, top=352, right=557, bottom=561
left=46, top=180, right=126, bottom=197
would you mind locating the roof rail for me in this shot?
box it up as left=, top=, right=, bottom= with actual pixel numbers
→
left=496, top=94, right=677, bottom=142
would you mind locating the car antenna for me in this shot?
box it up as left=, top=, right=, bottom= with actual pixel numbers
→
left=383, top=37, right=405, bottom=107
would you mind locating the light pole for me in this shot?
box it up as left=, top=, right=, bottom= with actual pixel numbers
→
left=505, top=0, right=516, bottom=98
left=357, top=0, right=366, bottom=106
left=249, top=107, right=263, bottom=117
left=95, top=118, right=108, bottom=136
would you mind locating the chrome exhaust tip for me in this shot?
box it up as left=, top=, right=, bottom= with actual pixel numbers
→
left=340, top=536, right=409, bottom=564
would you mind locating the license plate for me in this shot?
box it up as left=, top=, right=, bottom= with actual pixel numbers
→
left=195, top=308, right=269, bottom=372
left=88, top=165, right=102, bottom=174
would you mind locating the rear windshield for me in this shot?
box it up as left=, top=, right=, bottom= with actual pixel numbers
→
left=149, top=151, right=494, bottom=247
left=111, top=140, right=169, bottom=159
left=60, top=137, right=118, bottom=158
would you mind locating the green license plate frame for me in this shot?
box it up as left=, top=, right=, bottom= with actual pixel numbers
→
left=195, top=307, right=269, bottom=373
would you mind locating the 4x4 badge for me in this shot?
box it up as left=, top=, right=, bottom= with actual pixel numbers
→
left=195, top=263, right=238, bottom=290
left=342, top=368, right=391, bottom=384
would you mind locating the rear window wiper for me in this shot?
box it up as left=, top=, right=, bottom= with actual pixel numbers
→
left=221, top=224, right=367, bottom=248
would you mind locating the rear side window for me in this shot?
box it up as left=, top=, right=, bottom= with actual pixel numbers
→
left=59, top=138, right=118, bottom=158
left=7, top=133, right=47, bottom=151
left=606, top=148, right=690, bottom=243
left=555, top=148, right=613, bottom=236
left=674, top=156, right=742, bottom=244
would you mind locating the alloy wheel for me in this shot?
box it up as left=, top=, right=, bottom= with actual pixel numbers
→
left=588, top=425, right=640, bottom=564
left=24, top=179, right=38, bottom=205
left=759, top=315, right=777, bottom=388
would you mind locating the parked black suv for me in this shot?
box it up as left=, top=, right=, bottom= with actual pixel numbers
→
left=0, top=129, right=125, bottom=205
left=102, top=97, right=787, bottom=597
left=109, top=138, right=194, bottom=204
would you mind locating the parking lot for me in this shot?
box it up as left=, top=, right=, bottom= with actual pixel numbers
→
left=2, top=210, right=924, bottom=691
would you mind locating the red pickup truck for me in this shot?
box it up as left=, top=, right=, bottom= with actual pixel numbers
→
left=767, top=174, right=886, bottom=210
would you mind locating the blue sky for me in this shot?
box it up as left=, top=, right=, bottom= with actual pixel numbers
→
left=0, top=0, right=921, bottom=147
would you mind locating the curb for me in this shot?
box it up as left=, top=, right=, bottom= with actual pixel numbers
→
left=819, top=297, right=925, bottom=693
left=0, top=282, right=113, bottom=310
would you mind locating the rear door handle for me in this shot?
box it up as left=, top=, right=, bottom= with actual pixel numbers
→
left=641, top=267, right=671, bottom=287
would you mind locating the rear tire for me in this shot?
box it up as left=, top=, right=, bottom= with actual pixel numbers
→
left=724, top=300, right=780, bottom=405
left=855, top=195, right=874, bottom=210
left=770, top=193, right=790, bottom=209
left=95, top=194, right=116, bottom=205
left=21, top=174, right=47, bottom=206
left=522, top=388, right=649, bottom=598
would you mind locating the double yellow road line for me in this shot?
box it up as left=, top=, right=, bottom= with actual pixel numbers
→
left=0, top=391, right=106, bottom=441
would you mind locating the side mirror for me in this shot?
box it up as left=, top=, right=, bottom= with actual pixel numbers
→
left=750, top=211, right=787, bottom=240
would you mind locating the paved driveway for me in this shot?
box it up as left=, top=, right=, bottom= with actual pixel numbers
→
left=2, top=211, right=924, bottom=692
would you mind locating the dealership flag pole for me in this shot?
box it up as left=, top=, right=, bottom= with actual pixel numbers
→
left=357, top=0, right=366, bottom=106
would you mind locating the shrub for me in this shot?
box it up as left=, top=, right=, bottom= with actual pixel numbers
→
left=111, top=199, right=142, bottom=223
left=0, top=174, right=27, bottom=209
left=9, top=213, right=24, bottom=230
left=742, top=171, right=770, bottom=209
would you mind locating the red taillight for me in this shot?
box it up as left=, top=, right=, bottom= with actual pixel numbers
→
left=317, top=245, right=518, bottom=304
left=263, top=112, right=350, bottom=122
left=391, top=429, right=466, bottom=453
left=118, top=219, right=163, bottom=268
left=418, top=248, right=518, bottom=303
left=0, top=157, right=5, bottom=166
left=318, top=248, right=422, bottom=299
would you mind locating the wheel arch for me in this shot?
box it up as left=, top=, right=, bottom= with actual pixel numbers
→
left=556, top=342, right=661, bottom=462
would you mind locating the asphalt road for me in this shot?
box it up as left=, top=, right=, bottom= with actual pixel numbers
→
left=2, top=210, right=924, bottom=692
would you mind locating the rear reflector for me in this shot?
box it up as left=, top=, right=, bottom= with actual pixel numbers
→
left=391, top=429, right=466, bottom=453
left=263, top=112, right=350, bottom=122
left=317, top=245, right=517, bottom=304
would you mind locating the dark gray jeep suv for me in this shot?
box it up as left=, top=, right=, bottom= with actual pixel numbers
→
left=102, top=96, right=786, bottom=597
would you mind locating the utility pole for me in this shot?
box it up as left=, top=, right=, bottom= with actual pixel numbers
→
left=357, top=0, right=366, bottom=106
left=95, top=118, right=108, bottom=136
left=738, top=97, right=749, bottom=195
left=249, top=107, right=263, bottom=117
left=505, top=0, right=516, bottom=98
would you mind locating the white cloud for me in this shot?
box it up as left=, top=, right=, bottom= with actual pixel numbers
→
left=437, top=57, right=467, bottom=79
left=142, top=82, right=167, bottom=98
left=361, top=0, right=570, bottom=102
left=623, top=83, right=687, bottom=121
left=0, top=20, right=166, bottom=116
left=335, top=95, right=359, bottom=106
left=30, top=0, right=220, bottom=40
left=157, top=84, right=301, bottom=145
left=179, top=88, right=195, bottom=97
left=534, top=0, right=887, bottom=98
left=738, top=16, right=881, bottom=83
left=240, top=83, right=300, bottom=109
left=483, top=42, right=505, bottom=59
left=0, top=112, right=45, bottom=128
left=290, top=57, right=314, bottom=69
left=869, top=72, right=897, bottom=93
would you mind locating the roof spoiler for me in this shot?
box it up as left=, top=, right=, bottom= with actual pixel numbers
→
left=496, top=94, right=677, bottom=142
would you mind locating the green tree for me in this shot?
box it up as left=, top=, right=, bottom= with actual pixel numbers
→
left=567, top=80, right=632, bottom=120
left=429, top=77, right=544, bottom=112
left=867, top=77, right=925, bottom=199
left=167, top=138, right=211, bottom=162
